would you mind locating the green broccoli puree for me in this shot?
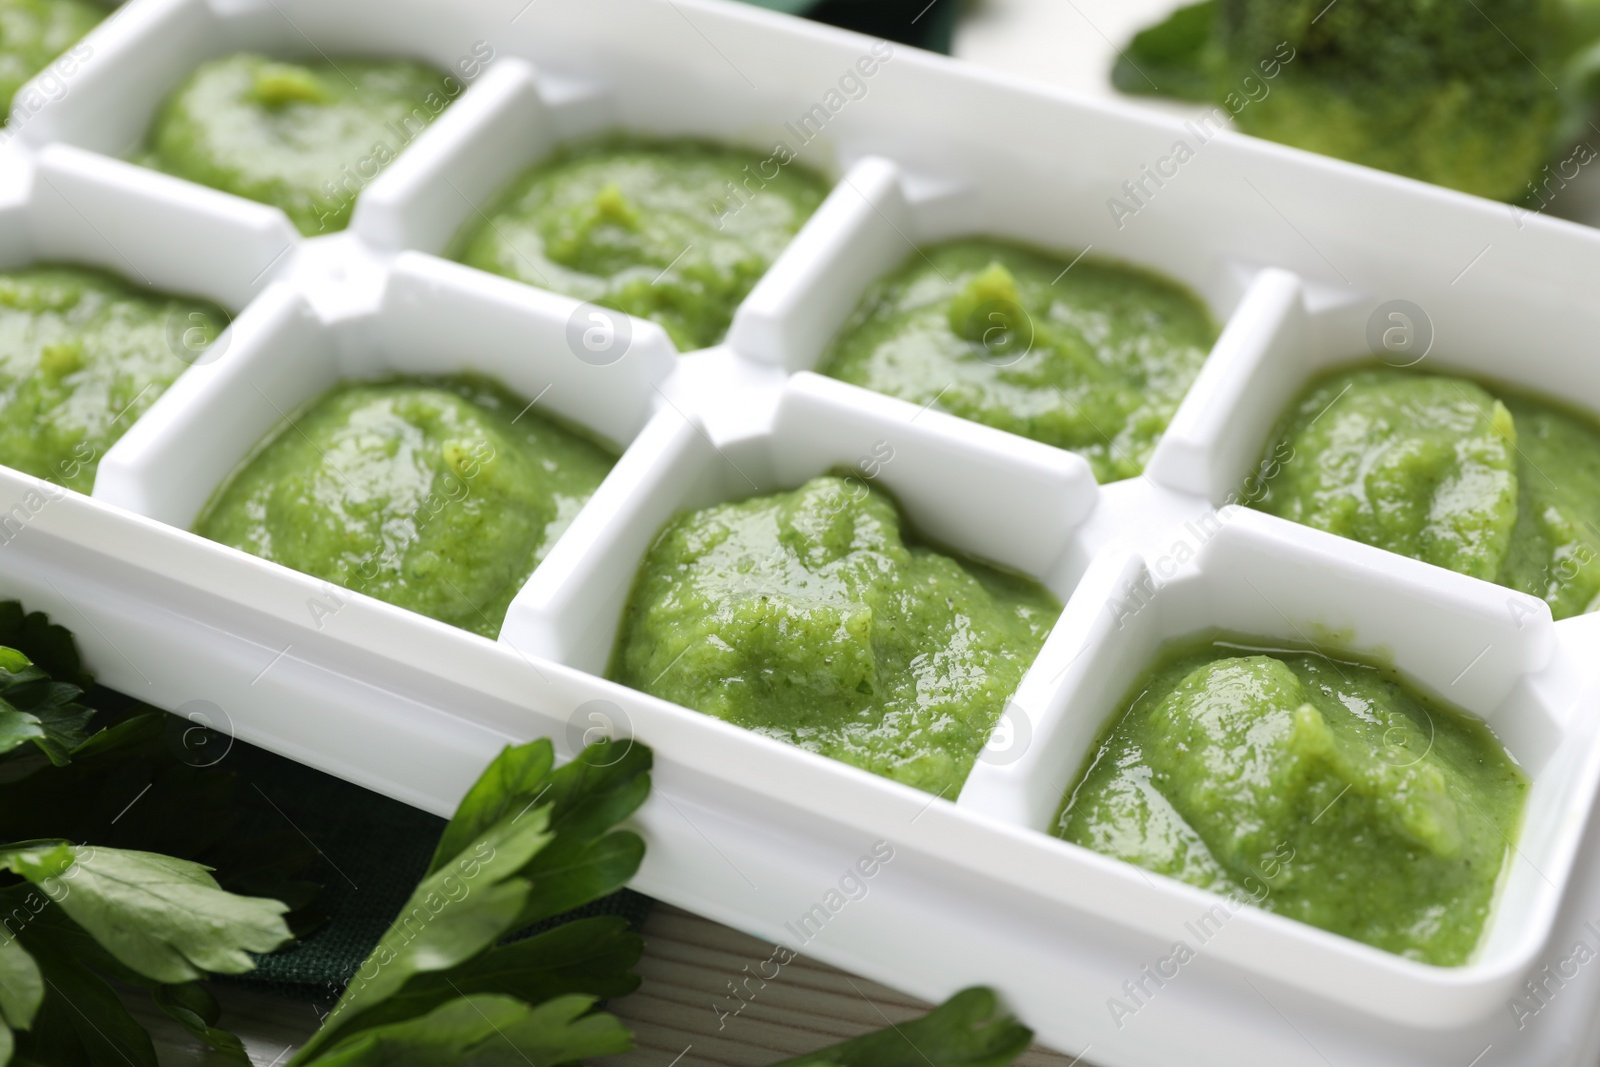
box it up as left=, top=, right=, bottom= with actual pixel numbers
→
left=140, top=53, right=457, bottom=235
left=609, top=476, right=1061, bottom=795
left=0, top=266, right=223, bottom=492
left=194, top=376, right=615, bottom=638
left=818, top=241, right=1217, bottom=483
left=1111, top=0, right=1566, bottom=202
left=1253, top=365, right=1600, bottom=620
left=1222, top=0, right=1561, bottom=202
left=0, top=0, right=103, bottom=110
left=458, top=139, right=830, bottom=352
left=1057, top=637, right=1527, bottom=965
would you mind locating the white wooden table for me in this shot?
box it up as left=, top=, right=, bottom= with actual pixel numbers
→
left=134, top=906, right=1078, bottom=1066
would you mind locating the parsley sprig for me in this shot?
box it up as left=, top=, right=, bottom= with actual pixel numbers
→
left=0, top=605, right=295, bottom=1066
left=0, top=601, right=1036, bottom=1065
left=288, top=735, right=648, bottom=1066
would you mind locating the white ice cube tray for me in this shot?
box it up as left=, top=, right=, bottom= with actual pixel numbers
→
left=6, top=0, right=1600, bottom=1063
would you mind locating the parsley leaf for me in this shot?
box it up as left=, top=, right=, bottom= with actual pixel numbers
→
left=17, top=945, right=159, bottom=1067
left=0, top=940, right=42, bottom=1039
left=152, top=983, right=252, bottom=1064
left=291, top=738, right=650, bottom=1066
left=0, top=600, right=1038, bottom=1067
left=0, top=648, right=93, bottom=765
left=285, top=729, right=1037, bottom=1067
left=313, top=807, right=557, bottom=1042
left=1112, top=0, right=1220, bottom=101
left=0, top=602, right=91, bottom=692
left=315, top=915, right=642, bottom=1041
left=0, top=607, right=297, bottom=1067
left=771, top=987, right=1034, bottom=1067
left=0, top=844, right=291, bottom=984
left=425, top=738, right=555, bottom=872
left=305, top=993, right=633, bottom=1067
left=0, top=701, right=322, bottom=939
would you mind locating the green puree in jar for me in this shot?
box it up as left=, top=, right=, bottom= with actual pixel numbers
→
left=0, top=266, right=223, bottom=492
left=141, top=53, right=457, bottom=235
left=458, top=140, right=830, bottom=352
left=1253, top=364, right=1600, bottom=619
left=194, top=376, right=615, bottom=638
left=818, top=240, right=1217, bottom=483
left=609, top=476, right=1061, bottom=795
left=1057, top=638, right=1527, bottom=965
left=0, top=0, right=103, bottom=109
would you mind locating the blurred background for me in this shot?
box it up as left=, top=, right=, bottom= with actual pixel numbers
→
left=742, top=0, right=1600, bottom=226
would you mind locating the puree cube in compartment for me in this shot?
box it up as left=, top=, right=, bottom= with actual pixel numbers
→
left=1053, top=630, right=1527, bottom=965
left=135, top=52, right=467, bottom=236
left=94, top=251, right=676, bottom=639
left=0, top=264, right=226, bottom=492
left=0, top=142, right=292, bottom=497
left=963, top=506, right=1577, bottom=997
left=816, top=238, right=1218, bottom=484
left=454, top=137, right=833, bottom=353
left=1246, top=362, right=1600, bottom=621
left=724, top=155, right=1264, bottom=485
left=503, top=369, right=1098, bottom=797
left=3, top=0, right=511, bottom=242
left=608, top=473, right=1062, bottom=796
left=1151, top=266, right=1600, bottom=623
left=192, top=372, right=616, bottom=638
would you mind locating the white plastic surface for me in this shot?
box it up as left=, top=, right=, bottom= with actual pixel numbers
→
left=2, top=0, right=1600, bottom=1063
